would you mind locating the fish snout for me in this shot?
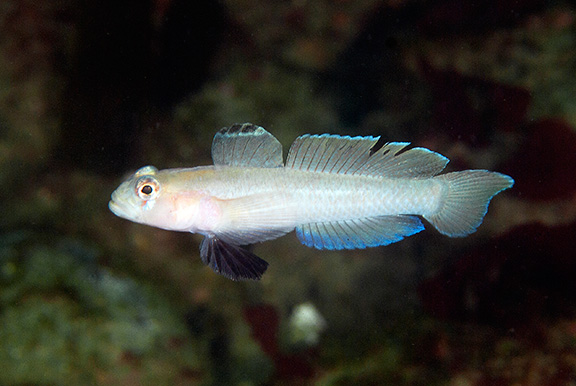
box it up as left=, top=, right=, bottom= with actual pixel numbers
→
left=108, top=189, right=139, bottom=221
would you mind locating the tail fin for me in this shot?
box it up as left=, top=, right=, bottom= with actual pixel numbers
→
left=424, top=170, right=514, bottom=237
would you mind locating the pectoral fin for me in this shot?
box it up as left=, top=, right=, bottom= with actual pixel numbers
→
left=199, top=236, right=269, bottom=280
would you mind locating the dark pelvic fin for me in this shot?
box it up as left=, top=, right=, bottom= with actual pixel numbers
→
left=199, top=237, right=269, bottom=281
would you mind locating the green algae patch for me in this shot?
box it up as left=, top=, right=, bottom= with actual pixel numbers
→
left=0, top=243, right=203, bottom=385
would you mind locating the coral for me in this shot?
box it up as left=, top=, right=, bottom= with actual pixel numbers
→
left=405, top=6, right=576, bottom=128
left=222, top=0, right=385, bottom=70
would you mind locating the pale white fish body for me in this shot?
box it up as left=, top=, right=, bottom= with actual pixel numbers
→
left=109, top=123, right=514, bottom=281
left=162, top=166, right=442, bottom=231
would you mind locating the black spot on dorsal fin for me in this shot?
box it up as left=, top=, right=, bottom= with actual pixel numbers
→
left=223, top=123, right=259, bottom=135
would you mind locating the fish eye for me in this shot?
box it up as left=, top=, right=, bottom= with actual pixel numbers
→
left=136, top=177, right=160, bottom=200
left=141, top=185, right=153, bottom=195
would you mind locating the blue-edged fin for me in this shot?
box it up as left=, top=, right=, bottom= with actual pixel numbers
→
left=212, top=123, right=283, bottom=168
left=296, top=215, right=424, bottom=250
left=286, top=134, right=449, bottom=177
left=424, top=170, right=514, bottom=237
left=200, top=236, right=269, bottom=280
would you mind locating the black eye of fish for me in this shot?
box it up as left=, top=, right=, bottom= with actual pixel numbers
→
left=136, top=176, right=160, bottom=200
left=141, top=185, right=153, bottom=195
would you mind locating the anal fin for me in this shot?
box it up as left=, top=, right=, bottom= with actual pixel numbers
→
left=200, top=237, right=269, bottom=280
left=296, top=215, right=424, bottom=250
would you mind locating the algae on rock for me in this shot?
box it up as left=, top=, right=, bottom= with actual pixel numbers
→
left=0, top=239, right=203, bottom=385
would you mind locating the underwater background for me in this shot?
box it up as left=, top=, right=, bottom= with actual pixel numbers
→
left=2, top=0, right=576, bottom=385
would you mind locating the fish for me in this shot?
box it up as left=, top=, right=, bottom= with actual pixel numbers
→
left=109, top=123, right=514, bottom=281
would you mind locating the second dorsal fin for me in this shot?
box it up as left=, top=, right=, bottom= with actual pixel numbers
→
left=211, top=123, right=284, bottom=168
left=286, top=134, right=449, bottom=177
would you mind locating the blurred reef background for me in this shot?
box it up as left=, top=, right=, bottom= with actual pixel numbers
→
left=2, top=0, right=576, bottom=385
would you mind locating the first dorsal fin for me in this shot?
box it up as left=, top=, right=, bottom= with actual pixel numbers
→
left=286, top=134, right=449, bottom=177
left=211, top=123, right=284, bottom=168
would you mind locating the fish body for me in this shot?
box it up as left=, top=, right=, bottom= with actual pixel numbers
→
left=109, top=123, right=513, bottom=280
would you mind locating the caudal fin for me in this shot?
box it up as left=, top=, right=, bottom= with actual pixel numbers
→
left=424, top=170, right=514, bottom=237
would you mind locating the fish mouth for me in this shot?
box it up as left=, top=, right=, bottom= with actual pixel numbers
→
left=108, top=198, right=132, bottom=220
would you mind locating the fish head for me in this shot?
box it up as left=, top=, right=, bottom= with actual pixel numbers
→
left=109, top=165, right=162, bottom=224
left=109, top=165, right=201, bottom=231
